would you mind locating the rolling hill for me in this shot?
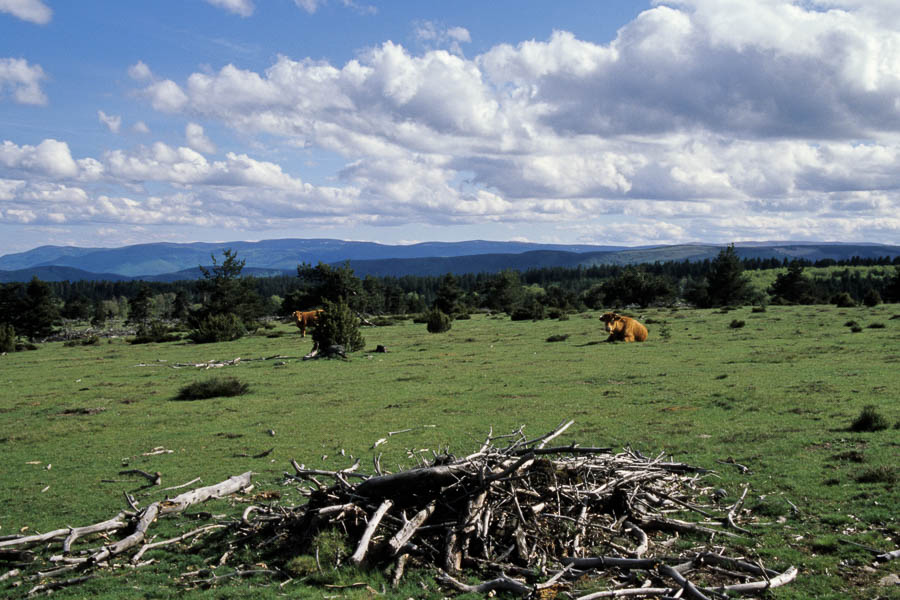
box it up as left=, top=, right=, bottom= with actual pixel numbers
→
left=1, top=239, right=898, bottom=282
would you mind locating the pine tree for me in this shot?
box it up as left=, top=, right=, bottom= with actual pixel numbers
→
left=768, top=260, right=817, bottom=304
left=127, top=285, right=154, bottom=324
left=191, top=249, right=263, bottom=329
left=18, top=277, right=60, bottom=341
left=433, top=273, right=463, bottom=315
left=704, top=244, right=754, bottom=307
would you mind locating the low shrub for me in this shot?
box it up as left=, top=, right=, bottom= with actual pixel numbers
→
left=0, top=323, right=16, bottom=353
left=844, top=320, right=859, bottom=328
left=862, top=288, right=882, bottom=307
left=175, top=376, right=249, bottom=400
left=751, top=305, right=767, bottom=313
left=850, top=325, right=863, bottom=333
left=455, top=312, right=471, bottom=320
left=867, top=322, right=885, bottom=329
left=65, top=336, right=101, bottom=347
left=546, top=334, right=569, bottom=343
left=510, top=299, right=545, bottom=321
left=312, top=299, right=366, bottom=352
left=131, top=321, right=180, bottom=344
left=729, top=319, right=746, bottom=329
left=854, top=466, right=897, bottom=485
left=850, top=405, right=889, bottom=432
left=832, top=292, right=856, bottom=308
left=426, top=308, right=452, bottom=333
left=188, top=313, right=246, bottom=344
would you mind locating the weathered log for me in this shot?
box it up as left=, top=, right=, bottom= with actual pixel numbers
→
left=388, top=501, right=436, bottom=555
left=354, top=464, right=470, bottom=501
left=349, top=500, right=392, bottom=565
left=63, top=512, right=130, bottom=552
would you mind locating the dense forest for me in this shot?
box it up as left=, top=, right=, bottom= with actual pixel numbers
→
left=1, top=247, right=899, bottom=345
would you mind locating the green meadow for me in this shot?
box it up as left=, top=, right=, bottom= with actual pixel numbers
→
left=1, top=305, right=898, bottom=598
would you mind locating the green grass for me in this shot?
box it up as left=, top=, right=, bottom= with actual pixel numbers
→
left=2, top=306, right=899, bottom=598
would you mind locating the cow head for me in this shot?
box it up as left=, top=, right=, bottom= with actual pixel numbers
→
left=599, top=312, right=622, bottom=333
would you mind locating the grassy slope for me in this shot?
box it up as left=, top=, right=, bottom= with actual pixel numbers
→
left=1, top=305, right=898, bottom=598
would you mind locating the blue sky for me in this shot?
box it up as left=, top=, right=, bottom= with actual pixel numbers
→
left=1, top=0, right=899, bottom=254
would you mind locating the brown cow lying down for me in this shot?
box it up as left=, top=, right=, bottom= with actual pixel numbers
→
left=292, top=309, right=324, bottom=337
left=599, top=312, right=648, bottom=342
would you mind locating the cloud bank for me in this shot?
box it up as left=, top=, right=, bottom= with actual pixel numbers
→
left=3, top=0, right=900, bottom=246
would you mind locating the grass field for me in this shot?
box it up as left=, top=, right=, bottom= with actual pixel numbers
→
left=1, top=305, right=899, bottom=598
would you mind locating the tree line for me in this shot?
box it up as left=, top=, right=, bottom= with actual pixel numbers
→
left=2, top=246, right=899, bottom=347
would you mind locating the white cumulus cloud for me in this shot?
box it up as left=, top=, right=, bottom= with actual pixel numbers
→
left=0, top=57, right=47, bottom=105
left=185, top=123, right=217, bottom=154
left=98, top=110, right=122, bottom=134
left=204, top=0, right=254, bottom=17
left=0, top=0, right=51, bottom=24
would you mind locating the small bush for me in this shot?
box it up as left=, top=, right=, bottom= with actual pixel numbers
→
left=455, top=312, right=471, bottom=320
left=0, top=323, right=16, bottom=353
left=546, top=334, right=569, bottom=343
left=832, top=292, right=856, bottom=307
left=176, top=376, right=249, bottom=400
left=867, top=322, right=885, bottom=329
left=426, top=308, right=452, bottom=333
left=510, top=299, right=545, bottom=321
left=131, top=321, right=180, bottom=344
left=751, top=305, right=767, bottom=313
left=850, top=405, right=890, bottom=432
left=188, top=313, right=246, bottom=344
left=850, top=325, right=863, bottom=333
left=862, top=288, right=882, bottom=307
left=729, top=319, right=746, bottom=329
left=312, top=298, right=366, bottom=352
left=65, top=336, right=101, bottom=347
left=844, top=320, right=859, bottom=328
left=854, top=466, right=897, bottom=485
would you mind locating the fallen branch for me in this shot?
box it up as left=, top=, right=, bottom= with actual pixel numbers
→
left=877, top=548, right=900, bottom=562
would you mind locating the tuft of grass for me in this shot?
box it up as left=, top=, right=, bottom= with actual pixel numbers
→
left=546, top=333, right=570, bottom=343
left=867, top=322, right=885, bottom=329
left=850, top=405, right=890, bottom=432
left=729, top=319, right=746, bottom=329
left=175, top=376, right=249, bottom=400
left=810, top=535, right=840, bottom=554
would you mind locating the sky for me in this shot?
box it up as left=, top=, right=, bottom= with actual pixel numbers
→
left=2, top=0, right=900, bottom=255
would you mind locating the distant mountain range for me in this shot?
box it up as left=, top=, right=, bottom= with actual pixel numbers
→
left=0, top=239, right=898, bottom=283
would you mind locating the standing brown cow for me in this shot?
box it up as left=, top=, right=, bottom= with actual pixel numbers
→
left=292, top=309, right=324, bottom=337
left=599, top=312, right=648, bottom=342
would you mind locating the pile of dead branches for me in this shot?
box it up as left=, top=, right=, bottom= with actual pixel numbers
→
left=0, top=421, right=802, bottom=598
left=268, top=420, right=797, bottom=598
